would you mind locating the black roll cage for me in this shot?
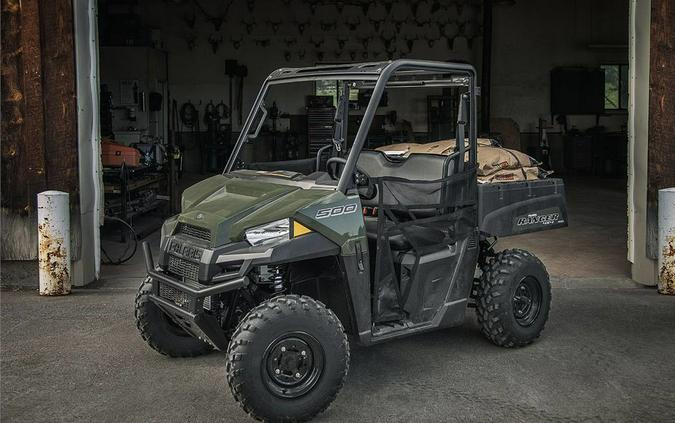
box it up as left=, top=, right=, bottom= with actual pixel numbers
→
left=223, top=60, right=478, bottom=193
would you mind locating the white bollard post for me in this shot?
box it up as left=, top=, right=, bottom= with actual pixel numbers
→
left=658, top=188, right=675, bottom=295
left=37, top=191, right=72, bottom=295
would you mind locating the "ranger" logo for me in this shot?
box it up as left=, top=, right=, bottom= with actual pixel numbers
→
left=516, top=212, right=560, bottom=226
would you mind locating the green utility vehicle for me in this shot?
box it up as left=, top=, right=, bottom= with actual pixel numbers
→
left=135, top=60, right=567, bottom=422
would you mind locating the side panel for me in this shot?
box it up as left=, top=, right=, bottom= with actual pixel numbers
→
left=339, top=251, right=372, bottom=340
left=360, top=234, right=479, bottom=345
left=398, top=231, right=479, bottom=325
left=439, top=233, right=480, bottom=328
left=478, top=178, right=568, bottom=237
left=294, top=192, right=366, bottom=251
left=295, top=192, right=373, bottom=340
left=287, top=256, right=360, bottom=337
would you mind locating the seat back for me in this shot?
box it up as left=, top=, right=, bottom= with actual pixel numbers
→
left=357, top=150, right=455, bottom=181
left=357, top=150, right=458, bottom=209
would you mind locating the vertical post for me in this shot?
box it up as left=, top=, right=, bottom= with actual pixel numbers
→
left=37, top=191, right=72, bottom=295
left=647, top=0, right=675, bottom=261
left=456, top=93, right=468, bottom=173
left=627, top=0, right=656, bottom=285
left=341, top=82, right=349, bottom=149
left=480, top=0, right=493, bottom=135
left=658, top=188, right=675, bottom=295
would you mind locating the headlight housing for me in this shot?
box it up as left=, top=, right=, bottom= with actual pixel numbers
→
left=161, top=215, right=179, bottom=240
left=244, top=219, right=290, bottom=247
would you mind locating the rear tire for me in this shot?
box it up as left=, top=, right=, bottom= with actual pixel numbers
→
left=226, top=295, right=349, bottom=423
left=476, top=249, right=551, bottom=347
left=134, top=278, right=213, bottom=357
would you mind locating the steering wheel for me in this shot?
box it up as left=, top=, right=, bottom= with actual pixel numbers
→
left=326, top=157, right=376, bottom=200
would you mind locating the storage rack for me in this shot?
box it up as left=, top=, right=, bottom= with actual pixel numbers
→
left=103, top=164, right=168, bottom=238
left=307, top=106, right=335, bottom=157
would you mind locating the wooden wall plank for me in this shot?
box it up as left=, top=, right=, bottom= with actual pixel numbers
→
left=20, top=0, right=47, bottom=206
left=38, top=0, right=79, bottom=197
left=647, top=0, right=675, bottom=258
left=1, top=0, right=79, bottom=260
left=1, top=0, right=27, bottom=209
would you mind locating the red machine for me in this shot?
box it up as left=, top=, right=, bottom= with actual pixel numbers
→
left=101, top=139, right=141, bottom=168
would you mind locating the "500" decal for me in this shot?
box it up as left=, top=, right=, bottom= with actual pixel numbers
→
left=315, top=203, right=358, bottom=219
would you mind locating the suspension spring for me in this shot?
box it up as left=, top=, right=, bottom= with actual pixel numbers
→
left=256, top=264, right=288, bottom=293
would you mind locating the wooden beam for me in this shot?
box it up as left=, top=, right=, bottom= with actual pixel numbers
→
left=1, top=0, right=79, bottom=261
left=647, top=0, right=675, bottom=259
left=21, top=0, right=47, bottom=207
left=39, top=0, right=79, bottom=198
left=1, top=0, right=27, bottom=209
left=1, top=0, right=48, bottom=212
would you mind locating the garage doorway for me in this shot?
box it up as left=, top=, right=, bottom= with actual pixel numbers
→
left=94, top=0, right=631, bottom=283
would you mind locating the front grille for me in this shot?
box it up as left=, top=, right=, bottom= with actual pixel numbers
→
left=159, top=283, right=195, bottom=309
left=168, top=255, right=200, bottom=281
left=177, top=223, right=211, bottom=242
left=159, top=283, right=214, bottom=311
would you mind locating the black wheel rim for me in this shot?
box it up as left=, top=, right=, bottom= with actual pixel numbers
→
left=512, top=276, right=543, bottom=327
left=262, top=331, right=324, bottom=399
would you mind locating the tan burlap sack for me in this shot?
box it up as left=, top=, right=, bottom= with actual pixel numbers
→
left=376, top=138, right=493, bottom=157
left=477, top=166, right=541, bottom=183
left=475, top=145, right=538, bottom=176
left=375, top=139, right=545, bottom=182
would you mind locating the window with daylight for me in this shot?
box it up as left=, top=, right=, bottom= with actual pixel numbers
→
left=314, top=80, right=359, bottom=106
left=602, top=64, right=628, bottom=110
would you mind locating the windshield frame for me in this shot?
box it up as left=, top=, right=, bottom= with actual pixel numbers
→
left=224, top=59, right=478, bottom=193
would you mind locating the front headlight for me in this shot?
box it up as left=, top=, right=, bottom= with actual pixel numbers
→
left=244, top=219, right=290, bottom=247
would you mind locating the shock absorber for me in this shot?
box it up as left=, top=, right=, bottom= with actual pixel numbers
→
left=255, top=264, right=288, bottom=293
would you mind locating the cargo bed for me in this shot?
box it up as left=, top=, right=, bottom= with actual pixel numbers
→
left=478, top=178, right=568, bottom=237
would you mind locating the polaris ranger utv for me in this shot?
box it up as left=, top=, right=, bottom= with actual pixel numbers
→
left=135, top=60, right=567, bottom=422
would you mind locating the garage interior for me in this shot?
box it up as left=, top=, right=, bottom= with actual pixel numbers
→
left=90, top=0, right=632, bottom=282
left=2, top=0, right=675, bottom=421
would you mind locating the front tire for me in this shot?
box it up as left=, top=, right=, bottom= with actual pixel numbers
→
left=226, top=295, right=349, bottom=423
left=134, top=278, right=213, bottom=357
left=476, top=249, right=551, bottom=347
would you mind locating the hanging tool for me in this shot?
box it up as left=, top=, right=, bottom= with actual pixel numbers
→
left=225, top=59, right=238, bottom=129
left=216, top=100, right=230, bottom=122
left=180, top=101, right=198, bottom=130
left=216, top=99, right=231, bottom=145
left=170, top=99, right=183, bottom=184
left=180, top=100, right=200, bottom=173
left=538, top=118, right=553, bottom=170
left=236, top=64, right=248, bottom=125
left=204, top=100, right=218, bottom=132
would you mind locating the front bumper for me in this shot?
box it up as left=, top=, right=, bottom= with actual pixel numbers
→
left=143, top=242, right=247, bottom=350
left=144, top=232, right=340, bottom=350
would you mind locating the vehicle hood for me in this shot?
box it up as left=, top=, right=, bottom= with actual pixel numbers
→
left=177, top=175, right=332, bottom=245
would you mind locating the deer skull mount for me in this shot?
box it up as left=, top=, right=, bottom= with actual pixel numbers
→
left=185, top=32, right=197, bottom=50
left=231, top=34, right=244, bottom=49
left=208, top=33, right=223, bottom=53
left=267, top=18, right=282, bottom=33
left=242, top=16, right=255, bottom=34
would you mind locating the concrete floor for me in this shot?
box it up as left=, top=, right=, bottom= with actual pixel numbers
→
left=499, top=176, right=630, bottom=279
left=2, top=176, right=674, bottom=422
left=2, top=286, right=674, bottom=422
